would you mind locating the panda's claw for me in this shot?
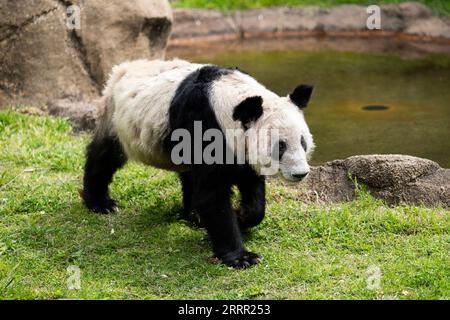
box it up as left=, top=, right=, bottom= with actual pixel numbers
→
left=85, top=197, right=118, bottom=214
left=107, top=199, right=119, bottom=212
left=183, top=210, right=203, bottom=227
left=220, top=251, right=262, bottom=269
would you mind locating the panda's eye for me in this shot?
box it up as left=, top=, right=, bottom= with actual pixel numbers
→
left=301, top=136, right=307, bottom=152
left=278, top=140, right=287, bottom=159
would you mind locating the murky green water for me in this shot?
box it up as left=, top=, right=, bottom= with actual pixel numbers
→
left=193, top=50, right=450, bottom=168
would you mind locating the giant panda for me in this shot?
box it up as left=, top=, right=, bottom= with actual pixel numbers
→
left=82, top=59, right=315, bottom=269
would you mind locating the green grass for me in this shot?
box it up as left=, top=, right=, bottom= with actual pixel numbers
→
left=0, top=109, right=449, bottom=299
left=172, top=0, right=450, bottom=16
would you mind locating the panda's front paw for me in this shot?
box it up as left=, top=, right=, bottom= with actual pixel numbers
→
left=84, top=196, right=118, bottom=214
left=219, top=250, right=262, bottom=269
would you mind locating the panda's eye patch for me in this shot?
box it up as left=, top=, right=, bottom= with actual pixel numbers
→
left=278, top=140, right=287, bottom=159
left=301, top=136, right=307, bottom=152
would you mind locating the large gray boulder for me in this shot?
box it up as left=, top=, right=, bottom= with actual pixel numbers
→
left=0, top=0, right=172, bottom=106
left=74, top=0, right=173, bottom=87
left=294, top=155, right=449, bottom=208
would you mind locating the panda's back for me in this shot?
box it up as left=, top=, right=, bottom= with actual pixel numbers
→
left=103, top=59, right=204, bottom=168
left=100, top=59, right=276, bottom=170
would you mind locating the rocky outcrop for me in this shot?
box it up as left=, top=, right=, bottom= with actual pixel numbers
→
left=291, top=155, right=449, bottom=208
left=170, top=2, right=450, bottom=43
left=74, top=0, right=173, bottom=88
left=0, top=0, right=172, bottom=106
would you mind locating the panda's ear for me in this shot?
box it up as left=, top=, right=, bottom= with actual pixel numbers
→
left=289, top=84, right=314, bottom=109
left=232, top=96, right=263, bottom=128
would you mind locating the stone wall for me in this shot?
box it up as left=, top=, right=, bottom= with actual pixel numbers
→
left=170, top=2, right=450, bottom=43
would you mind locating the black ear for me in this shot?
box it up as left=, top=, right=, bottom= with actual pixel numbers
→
left=232, top=96, right=263, bottom=129
left=290, top=84, right=314, bottom=108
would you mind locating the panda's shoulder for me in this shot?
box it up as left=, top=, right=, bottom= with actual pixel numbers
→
left=209, top=68, right=271, bottom=100
left=183, top=65, right=235, bottom=87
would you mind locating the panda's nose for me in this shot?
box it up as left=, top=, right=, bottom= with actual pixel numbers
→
left=292, top=172, right=309, bottom=181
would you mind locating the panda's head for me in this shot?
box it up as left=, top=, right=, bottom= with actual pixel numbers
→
left=232, top=85, right=315, bottom=182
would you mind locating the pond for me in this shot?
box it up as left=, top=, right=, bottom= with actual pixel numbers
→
left=170, top=41, right=450, bottom=168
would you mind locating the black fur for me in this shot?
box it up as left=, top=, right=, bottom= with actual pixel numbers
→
left=82, top=135, right=127, bottom=213
left=289, top=84, right=314, bottom=109
left=235, top=168, right=266, bottom=230
left=277, top=140, right=287, bottom=160
left=301, top=136, right=307, bottom=152
left=179, top=165, right=265, bottom=268
left=163, top=65, right=232, bottom=162
left=232, top=96, right=263, bottom=130
left=165, top=65, right=265, bottom=268
left=179, top=168, right=266, bottom=231
left=179, top=171, right=199, bottom=225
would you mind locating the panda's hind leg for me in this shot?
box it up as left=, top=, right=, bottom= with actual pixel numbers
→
left=82, top=134, right=127, bottom=214
left=179, top=171, right=202, bottom=226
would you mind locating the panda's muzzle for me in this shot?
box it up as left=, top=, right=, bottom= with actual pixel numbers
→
left=291, top=172, right=309, bottom=181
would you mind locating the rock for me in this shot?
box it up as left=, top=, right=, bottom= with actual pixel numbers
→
left=171, top=9, right=237, bottom=39
left=0, top=0, right=98, bottom=104
left=319, top=5, right=368, bottom=32
left=398, top=2, right=433, bottom=18
left=344, top=155, right=440, bottom=188
left=381, top=2, right=433, bottom=20
left=300, top=160, right=355, bottom=203
left=405, top=17, right=450, bottom=38
left=0, top=0, right=172, bottom=106
left=395, top=168, right=449, bottom=206
left=73, top=0, right=173, bottom=87
left=47, top=96, right=97, bottom=131
left=298, top=155, right=449, bottom=208
left=234, top=8, right=285, bottom=34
